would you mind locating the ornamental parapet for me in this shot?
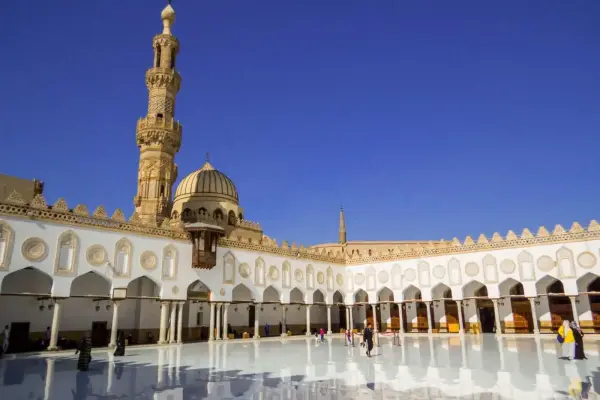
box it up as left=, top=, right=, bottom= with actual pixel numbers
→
left=136, top=116, right=182, bottom=150
left=0, top=191, right=189, bottom=241
left=145, top=68, right=181, bottom=91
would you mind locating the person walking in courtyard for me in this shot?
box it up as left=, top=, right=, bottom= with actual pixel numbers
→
left=558, top=319, right=575, bottom=360
left=346, top=329, right=352, bottom=345
left=265, top=322, right=270, bottom=337
left=44, top=327, right=51, bottom=349
left=1, top=325, right=9, bottom=354
left=113, top=331, right=125, bottom=357
left=319, top=328, right=325, bottom=343
left=363, top=323, right=374, bottom=357
left=571, top=321, right=587, bottom=360
left=75, top=332, right=92, bottom=371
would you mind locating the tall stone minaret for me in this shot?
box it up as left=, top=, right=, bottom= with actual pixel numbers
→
left=339, top=206, right=347, bottom=244
left=134, top=2, right=182, bottom=224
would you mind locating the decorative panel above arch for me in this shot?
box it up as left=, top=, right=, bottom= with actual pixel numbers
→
left=114, top=238, right=132, bottom=278
left=162, top=245, right=178, bottom=280
left=54, top=231, right=79, bottom=275
left=557, top=247, right=575, bottom=278
left=255, top=257, right=266, bottom=286
left=518, top=251, right=535, bottom=281
left=223, top=252, right=236, bottom=284
left=482, top=255, right=498, bottom=283
left=0, top=221, right=15, bottom=270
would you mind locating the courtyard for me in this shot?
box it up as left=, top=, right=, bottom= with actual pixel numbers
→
left=0, top=334, right=598, bottom=399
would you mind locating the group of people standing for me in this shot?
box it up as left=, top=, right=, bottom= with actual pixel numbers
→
left=76, top=331, right=126, bottom=372
left=557, top=320, right=587, bottom=361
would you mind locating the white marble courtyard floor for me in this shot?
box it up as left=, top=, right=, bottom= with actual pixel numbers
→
left=0, top=334, right=599, bottom=399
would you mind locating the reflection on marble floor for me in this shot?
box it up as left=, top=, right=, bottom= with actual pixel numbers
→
left=0, top=335, right=599, bottom=399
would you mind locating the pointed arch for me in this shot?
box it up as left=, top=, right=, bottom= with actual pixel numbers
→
left=126, top=275, right=160, bottom=298
left=114, top=238, right=133, bottom=277
left=222, top=251, right=236, bottom=284
left=462, top=280, right=487, bottom=298
left=162, top=245, right=178, bottom=279
left=377, top=286, right=394, bottom=302
left=354, top=288, right=368, bottom=303
left=70, top=271, right=111, bottom=297
left=187, top=279, right=211, bottom=300
left=0, top=267, right=53, bottom=294
left=535, top=275, right=562, bottom=295
left=54, top=230, right=80, bottom=274
left=263, top=285, right=280, bottom=302
left=0, top=220, right=15, bottom=270
left=432, top=283, right=452, bottom=300
left=232, top=283, right=255, bottom=302
left=332, top=290, right=344, bottom=304
left=403, top=284, right=421, bottom=300
left=499, top=277, right=523, bottom=296
left=577, top=272, right=600, bottom=293
left=313, top=288, right=326, bottom=303
left=290, top=287, right=304, bottom=303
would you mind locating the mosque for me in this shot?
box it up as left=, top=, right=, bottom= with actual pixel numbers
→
left=1, top=2, right=599, bottom=353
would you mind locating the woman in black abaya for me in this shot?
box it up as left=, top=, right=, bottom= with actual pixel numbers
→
left=571, top=322, right=587, bottom=360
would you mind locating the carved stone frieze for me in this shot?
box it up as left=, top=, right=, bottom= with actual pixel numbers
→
left=22, top=237, right=48, bottom=262
left=86, top=245, right=107, bottom=267
left=141, top=251, right=158, bottom=270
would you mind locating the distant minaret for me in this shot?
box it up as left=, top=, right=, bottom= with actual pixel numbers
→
left=134, top=1, right=182, bottom=224
left=339, top=206, right=347, bottom=244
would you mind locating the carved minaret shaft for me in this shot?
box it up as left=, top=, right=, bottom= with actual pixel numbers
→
left=134, top=3, right=182, bottom=224
left=339, top=206, right=347, bottom=244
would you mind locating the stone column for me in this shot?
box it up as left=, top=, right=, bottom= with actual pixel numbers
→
left=349, top=306, right=354, bottom=331
left=176, top=301, right=184, bottom=343
left=169, top=302, right=177, bottom=344
left=281, top=305, right=287, bottom=337
left=158, top=301, right=169, bottom=344
left=254, top=304, right=261, bottom=339
left=456, top=300, right=464, bottom=334
left=222, top=303, right=229, bottom=340
left=570, top=296, right=580, bottom=325
left=327, top=305, right=332, bottom=335
left=425, top=301, right=433, bottom=334
left=371, top=304, right=378, bottom=333
left=491, top=299, right=502, bottom=335
left=47, top=300, right=62, bottom=350
left=305, top=305, right=312, bottom=335
left=43, top=358, right=55, bottom=400
left=216, top=303, right=222, bottom=340
left=346, top=306, right=350, bottom=331
left=529, top=298, right=540, bottom=334
left=398, top=303, right=405, bottom=334
left=208, top=303, right=216, bottom=341
left=109, top=300, right=120, bottom=348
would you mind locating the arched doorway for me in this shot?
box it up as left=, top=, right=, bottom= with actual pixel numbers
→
left=536, top=277, right=572, bottom=332
left=69, top=272, right=112, bottom=347
left=354, top=289, right=369, bottom=330
left=432, top=284, right=458, bottom=333
left=126, top=276, right=161, bottom=344
left=187, top=280, right=210, bottom=341
left=404, top=285, right=426, bottom=332
left=377, top=287, right=394, bottom=331
left=463, top=280, right=495, bottom=333
left=289, top=287, right=305, bottom=335
left=333, top=291, right=345, bottom=332
left=499, top=278, right=533, bottom=333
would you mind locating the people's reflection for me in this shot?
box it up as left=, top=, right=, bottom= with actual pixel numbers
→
left=71, top=371, right=90, bottom=400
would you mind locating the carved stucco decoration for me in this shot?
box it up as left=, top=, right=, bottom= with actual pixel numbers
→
left=141, top=251, right=158, bottom=270
left=537, top=255, right=555, bottom=272
left=111, top=209, right=126, bottom=222
left=22, top=237, right=48, bottom=262
left=0, top=221, right=15, bottom=270
left=114, top=239, right=133, bottom=278
left=238, top=263, right=250, bottom=279
left=295, top=269, right=304, bottom=283
left=86, top=245, right=107, bottom=267
left=500, top=259, right=516, bottom=274
left=404, top=268, right=416, bottom=282
left=53, top=198, right=68, bottom=211
left=465, top=262, right=479, bottom=277
left=269, top=265, right=279, bottom=281
left=377, top=270, right=389, bottom=284
left=316, top=271, right=325, bottom=285
left=5, top=190, right=26, bottom=205
left=30, top=194, right=47, bottom=209
left=172, top=286, right=180, bottom=295
left=336, top=273, right=344, bottom=286
left=220, top=288, right=226, bottom=296
left=354, top=273, right=365, bottom=285
left=578, top=252, right=597, bottom=269
left=432, top=265, right=446, bottom=279
left=73, top=204, right=89, bottom=216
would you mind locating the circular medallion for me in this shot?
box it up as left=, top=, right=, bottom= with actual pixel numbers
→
left=354, top=273, right=365, bottom=285
left=465, top=262, right=480, bottom=277
left=537, top=256, right=555, bottom=272
left=295, top=269, right=304, bottom=283
left=86, top=245, right=107, bottom=267
left=219, top=288, right=226, bottom=296
left=500, top=259, right=516, bottom=274
left=378, top=270, right=390, bottom=284
left=336, top=273, right=344, bottom=286
left=21, top=238, right=48, bottom=262
left=172, top=286, right=179, bottom=295
left=432, top=265, right=446, bottom=279
left=578, top=252, right=597, bottom=269
left=269, top=265, right=279, bottom=281
left=238, top=263, right=250, bottom=278
left=140, top=251, right=157, bottom=270
left=404, top=268, right=417, bottom=282
left=317, top=272, right=325, bottom=284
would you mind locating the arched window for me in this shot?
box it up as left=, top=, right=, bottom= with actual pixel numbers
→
left=213, top=209, right=224, bottom=220
left=160, top=184, right=165, bottom=196
left=228, top=210, right=236, bottom=226
left=170, top=48, right=176, bottom=69
left=238, top=213, right=244, bottom=220
left=199, top=207, right=207, bottom=216
left=183, top=208, right=192, bottom=218
left=155, top=46, right=162, bottom=68
left=171, top=210, right=179, bottom=219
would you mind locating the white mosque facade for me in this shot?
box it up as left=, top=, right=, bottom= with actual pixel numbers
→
left=1, top=3, right=600, bottom=353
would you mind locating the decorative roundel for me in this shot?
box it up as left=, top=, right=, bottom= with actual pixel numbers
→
left=465, top=262, right=480, bottom=277
left=317, top=272, right=325, bottom=284
left=269, top=265, right=279, bottom=281
left=537, top=256, right=555, bottom=272
left=404, top=268, right=416, bottom=282
left=172, top=286, right=179, bottom=295
left=219, top=288, right=226, bottom=296
left=21, top=237, right=48, bottom=262
left=377, top=270, right=390, bottom=284
left=295, top=269, right=304, bottom=283
left=578, top=252, right=597, bottom=269
left=500, top=259, right=516, bottom=274
left=86, top=245, right=107, bottom=267
left=354, top=273, right=365, bottom=285
left=239, top=263, right=251, bottom=278
left=432, top=265, right=446, bottom=279
left=336, top=273, right=344, bottom=286
left=140, top=251, right=158, bottom=270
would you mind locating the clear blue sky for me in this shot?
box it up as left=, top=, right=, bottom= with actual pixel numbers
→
left=3, top=0, right=600, bottom=246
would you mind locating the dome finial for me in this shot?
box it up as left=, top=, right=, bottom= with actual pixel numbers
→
left=206, top=152, right=210, bottom=162
left=161, top=0, right=176, bottom=35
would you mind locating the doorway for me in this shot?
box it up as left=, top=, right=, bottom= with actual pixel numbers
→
left=248, top=305, right=255, bottom=331
left=91, top=321, right=108, bottom=347
left=478, top=300, right=496, bottom=333
left=8, top=322, right=30, bottom=353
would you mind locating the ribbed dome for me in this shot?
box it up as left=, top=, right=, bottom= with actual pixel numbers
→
left=174, top=161, right=239, bottom=203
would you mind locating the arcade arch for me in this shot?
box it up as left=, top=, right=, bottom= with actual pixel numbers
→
left=498, top=278, right=533, bottom=333
left=431, top=283, right=459, bottom=333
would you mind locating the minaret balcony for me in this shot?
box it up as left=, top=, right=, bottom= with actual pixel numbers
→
left=146, top=69, right=181, bottom=91
left=136, top=116, right=182, bottom=150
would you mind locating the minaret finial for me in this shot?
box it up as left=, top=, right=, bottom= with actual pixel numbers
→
left=161, top=1, right=176, bottom=35
left=339, top=206, right=347, bottom=245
